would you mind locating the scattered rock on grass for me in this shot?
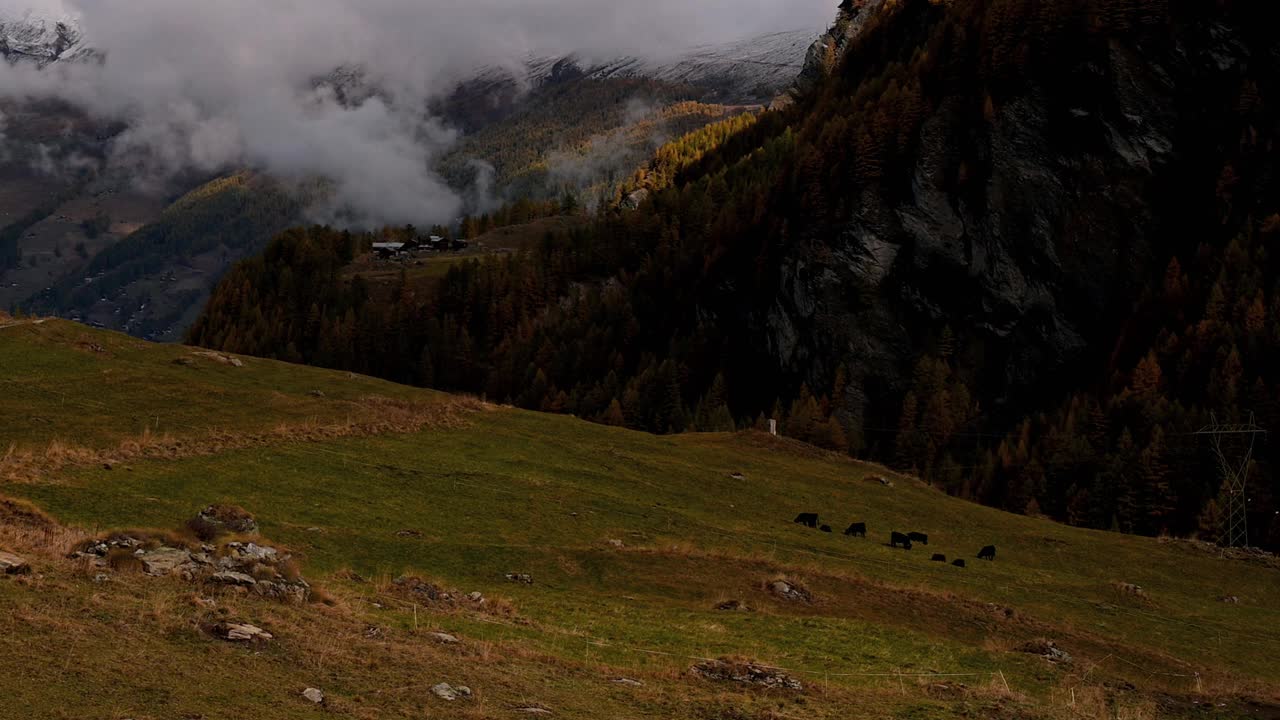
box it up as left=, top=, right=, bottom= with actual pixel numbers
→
left=612, top=678, right=643, bottom=687
left=605, top=538, right=625, bottom=549
left=431, top=683, right=460, bottom=701
left=213, top=622, right=273, bottom=642
left=427, top=632, right=460, bottom=645
left=395, top=529, right=423, bottom=538
left=714, top=599, right=751, bottom=612
left=302, top=688, right=324, bottom=704
left=1115, top=582, right=1150, bottom=601
left=926, top=681, right=968, bottom=699
left=189, top=505, right=258, bottom=539
left=393, top=576, right=456, bottom=602
left=517, top=708, right=553, bottom=715
left=467, top=591, right=484, bottom=603
left=768, top=579, right=812, bottom=603
left=0, top=551, right=30, bottom=575
left=505, top=572, right=533, bottom=585
left=1219, top=595, right=1240, bottom=604
left=191, top=351, right=244, bottom=367
left=690, top=658, right=802, bottom=691
left=1017, top=638, right=1073, bottom=664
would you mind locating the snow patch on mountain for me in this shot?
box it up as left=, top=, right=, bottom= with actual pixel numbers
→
left=0, top=10, right=88, bottom=66
left=472, top=29, right=820, bottom=104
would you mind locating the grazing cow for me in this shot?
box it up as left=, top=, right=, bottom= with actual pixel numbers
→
left=952, top=559, right=966, bottom=568
left=978, top=545, right=996, bottom=561
left=793, top=513, right=819, bottom=528
left=844, top=522, right=867, bottom=537
left=931, top=553, right=946, bottom=562
left=820, top=524, right=832, bottom=533
left=908, top=532, right=929, bottom=545
left=890, top=532, right=913, bottom=549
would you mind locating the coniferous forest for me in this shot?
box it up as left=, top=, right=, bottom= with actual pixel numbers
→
left=190, top=0, right=1280, bottom=549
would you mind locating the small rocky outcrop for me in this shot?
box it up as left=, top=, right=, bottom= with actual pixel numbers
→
left=190, top=351, right=244, bottom=367
left=1115, top=582, right=1151, bottom=602
left=212, top=622, right=273, bottom=642
left=430, top=683, right=472, bottom=701
left=302, top=688, right=325, bottom=704
left=392, top=576, right=458, bottom=603
left=690, top=658, right=802, bottom=691
left=767, top=579, right=812, bottom=603
left=188, top=505, right=258, bottom=540
left=72, top=534, right=310, bottom=603
left=1018, top=638, right=1072, bottom=664
left=0, top=551, right=30, bottom=575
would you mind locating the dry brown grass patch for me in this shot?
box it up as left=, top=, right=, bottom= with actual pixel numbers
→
left=0, top=394, right=486, bottom=484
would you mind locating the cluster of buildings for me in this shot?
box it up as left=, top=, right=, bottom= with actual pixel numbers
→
left=371, top=235, right=469, bottom=259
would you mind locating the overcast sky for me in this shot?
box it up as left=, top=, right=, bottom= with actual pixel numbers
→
left=2, top=0, right=836, bottom=224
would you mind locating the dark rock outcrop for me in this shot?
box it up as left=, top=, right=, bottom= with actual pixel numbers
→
left=690, top=658, right=802, bottom=691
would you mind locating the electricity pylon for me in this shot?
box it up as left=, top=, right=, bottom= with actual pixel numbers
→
left=1195, top=412, right=1266, bottom=548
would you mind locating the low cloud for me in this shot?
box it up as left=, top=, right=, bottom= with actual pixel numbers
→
left=2, top=0, right=834, bottom=225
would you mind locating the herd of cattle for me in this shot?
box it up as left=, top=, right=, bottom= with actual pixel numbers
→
left=793, top=512, right=997, bottom=567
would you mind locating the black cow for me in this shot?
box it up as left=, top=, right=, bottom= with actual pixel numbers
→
left=952, top=559, right=966, bottom=568
left=978, top=545, right=996, bottom=561
left=908, top=532, right=929, bottom=545
left=820, top=524, right=832, bottom=533
left=794, top=513, right=819, bottom=528
left=931, top=553, right=946, bottom=562
left=890, top=532, right=913, bottom=549
left=844, top=522, right=867, bottom=537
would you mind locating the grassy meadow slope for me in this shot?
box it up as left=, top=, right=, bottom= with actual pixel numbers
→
left=0, top=317, right=1278, bottom=719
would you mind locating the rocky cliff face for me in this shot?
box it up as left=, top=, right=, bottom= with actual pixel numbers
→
left=725, top=6, right=1270, bottom=431
left=789, top=0, right=887, bottom=99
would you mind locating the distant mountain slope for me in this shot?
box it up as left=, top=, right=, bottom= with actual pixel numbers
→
left=528, top=29, right=818, bottom=103
left=24, top=173, right=300, bottom=340
left=435, top=30, right=818, bottom=202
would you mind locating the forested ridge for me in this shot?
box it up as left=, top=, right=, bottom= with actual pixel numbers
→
left=190, top=0, right=1280, bottom=548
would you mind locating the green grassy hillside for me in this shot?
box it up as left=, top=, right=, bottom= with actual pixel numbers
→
left=1, top=317, right=1277, bottom=719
